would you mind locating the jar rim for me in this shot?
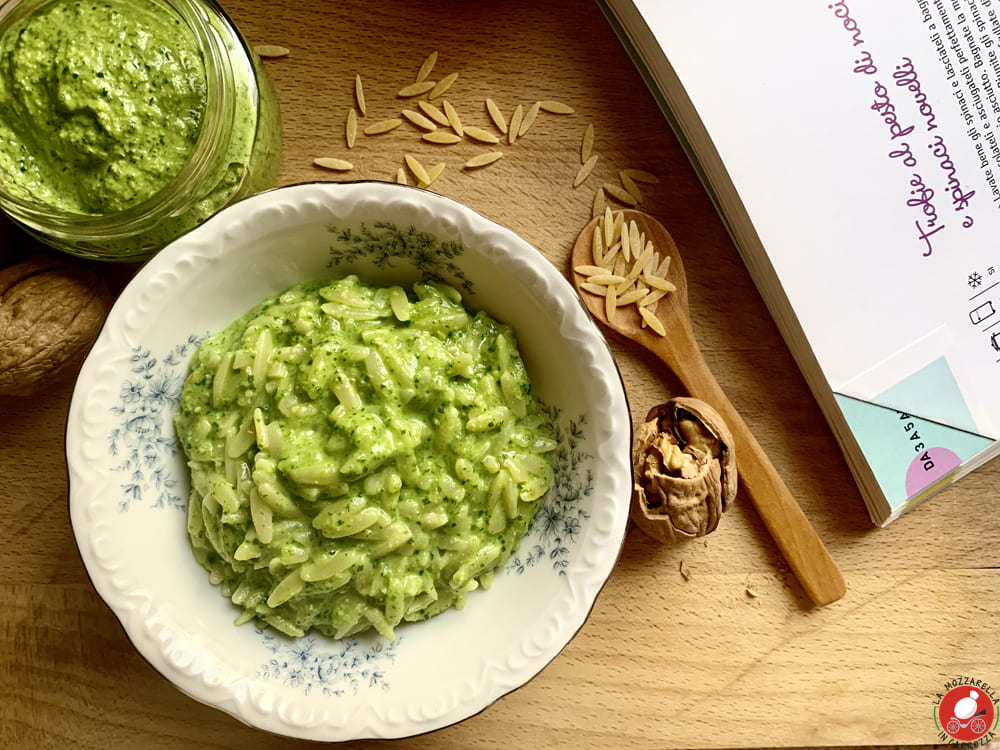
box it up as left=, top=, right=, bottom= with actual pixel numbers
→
left=0, top=0, right=244, bottom=241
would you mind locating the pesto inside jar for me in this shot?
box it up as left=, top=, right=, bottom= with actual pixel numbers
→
left=0, top=0, right=281, bottom=258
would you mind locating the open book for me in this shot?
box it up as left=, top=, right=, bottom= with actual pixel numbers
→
left=599, top=0, right=1000, bottom=525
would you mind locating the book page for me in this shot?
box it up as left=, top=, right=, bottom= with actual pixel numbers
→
left=634, top=0, right=1000, bottom=446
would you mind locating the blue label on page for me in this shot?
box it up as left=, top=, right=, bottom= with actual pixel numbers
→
left=834, top=357, right=992, bottom=510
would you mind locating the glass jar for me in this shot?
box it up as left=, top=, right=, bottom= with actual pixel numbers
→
left=0, top=0, right=281, bottom=261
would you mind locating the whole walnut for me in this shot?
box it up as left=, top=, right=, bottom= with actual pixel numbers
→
left=631, top=397, right=737, bottom=543
left=0, top=254, right=112, bottom=396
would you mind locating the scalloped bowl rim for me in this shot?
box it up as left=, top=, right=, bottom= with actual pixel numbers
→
left=66, top=181, right=632, bottom=741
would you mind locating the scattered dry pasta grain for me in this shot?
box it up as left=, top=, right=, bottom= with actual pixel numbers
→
left=620, top=171, right=643, bottom=203
left=580, top=281, right=608, bottom=296
left=463, top=126, right=499, bottom=144
left=364, top=118, right=403, bottom=135
left=416, top=51, right=438, bottom=83
left=640, top=289, right=667, bottom=307
left=628, top=220, right=642, bottom=259
left=630, top=243, right=655, bottom=281
left=592, top=224, right=604, bottom=265
left=354, top=74, right=366, bottom=116
left=603, top=206, right=615, bottom=247
left=328, top=66, right=607, bottom=204
left=442, top=100, right=463, bottom=136
left=573, top=154, right=599, bottom=188
left=422, top=131, right=462, bottom=145
left=538, top=100, right=574, bottom=114
left=592, top=187, right=606, bottom=217
left=401, top=109, right=438, bottom=131
left=643, top=274, right=677, bottom=292
left=429, top=72, right=459, bottom=100
left=508, top=104, right=523, bottom=145
left=404, top=154, right=431, bottom=184
left=518, top=101, right=541, bottom=137
left=254, top=44, right=289, bottom=58
left=604, top=182, right=639, bottom=206
left=639, top=306, right=666, bottom=335
left=396, top=167, right=407, bottom=184
left=420, top=162, right=445, bottom=187
left=581, top=124, right=594, bottom=163
left=583, top=272, right=627, bottom=286
left=346, top=109, right=357, bottom=148
left=398, top=80, right=436, bottom=98
left=602, top=241, right=621, bottom=270
left=314, top=157, right=354, bottom=171
left=618, top=287, right=648, bottom=306
left=611, top=211, right=624, bottom=246
left=613, top=252, right=627, bottom=279
left=622, top=168, right=660, bottom=184
left=464, top=151, right=504, bottom=169
left=605, top=284, right=617, bottom=322
left=655, top=253, right=671, bottom=278
left=418, top=100, right=450, bottom=126
left=485, top=98, right=507, bottom=134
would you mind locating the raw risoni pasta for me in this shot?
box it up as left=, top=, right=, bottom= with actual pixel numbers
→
left=295, top=49, right=660, bottom=204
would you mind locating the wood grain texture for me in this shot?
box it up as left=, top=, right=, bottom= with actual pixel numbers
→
left=1, top=1, right=997, bottom=748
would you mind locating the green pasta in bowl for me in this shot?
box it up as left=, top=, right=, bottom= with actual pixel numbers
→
left=67, top=181, right=632, bottom=741
left=175, top=275, right=556, bottom=640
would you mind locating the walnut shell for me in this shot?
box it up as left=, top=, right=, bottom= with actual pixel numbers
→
left=631, top=397, right=737, bottom=543
left=0, top=255, right=112, bottom=396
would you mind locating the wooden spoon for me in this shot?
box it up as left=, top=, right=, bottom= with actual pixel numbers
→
left=571, top=209, right=846, bottom=606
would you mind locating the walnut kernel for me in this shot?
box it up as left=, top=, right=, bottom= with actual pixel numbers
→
left=631, top=397, right=737, bottom=543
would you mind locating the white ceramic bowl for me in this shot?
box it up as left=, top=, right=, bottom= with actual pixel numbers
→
left=66, top=181, right=632, bottom=741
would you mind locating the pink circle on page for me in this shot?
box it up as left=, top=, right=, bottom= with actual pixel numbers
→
left=905, top=447, right=961, bottom=496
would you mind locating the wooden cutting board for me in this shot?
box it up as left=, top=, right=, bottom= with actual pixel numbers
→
left=1, top=1, right=997, bottom=747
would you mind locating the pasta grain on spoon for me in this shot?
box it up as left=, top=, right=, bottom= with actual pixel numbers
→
left=570, top=210, right=846, bottom=607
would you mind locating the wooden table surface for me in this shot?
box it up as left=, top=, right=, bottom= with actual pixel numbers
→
left=2, top=1, right=998, bottom=748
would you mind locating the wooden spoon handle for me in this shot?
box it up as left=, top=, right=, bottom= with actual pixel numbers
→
left=728, top=409, right=846, bottom=605
left=652, top=333, right=847, bottom=606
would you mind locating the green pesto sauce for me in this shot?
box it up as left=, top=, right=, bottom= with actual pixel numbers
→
left=174, top=277, right=557, bottom=641
left=0, top=0, right=280, bottom=257
left=0, top=0, right=206, bottom=213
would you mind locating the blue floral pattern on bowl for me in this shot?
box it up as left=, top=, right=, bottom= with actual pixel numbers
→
left=326, top=221, right=473, bottom=294
left=509, top=406, right=593, bottom=576
left=107, top=338, right=594, bottom=696
left=258, top=631, right=399, bottom=696
left=108, top=336, right=203, bottom=512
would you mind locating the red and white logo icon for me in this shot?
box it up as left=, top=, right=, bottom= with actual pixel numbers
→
left=937, top=685, right=995, bottom=742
